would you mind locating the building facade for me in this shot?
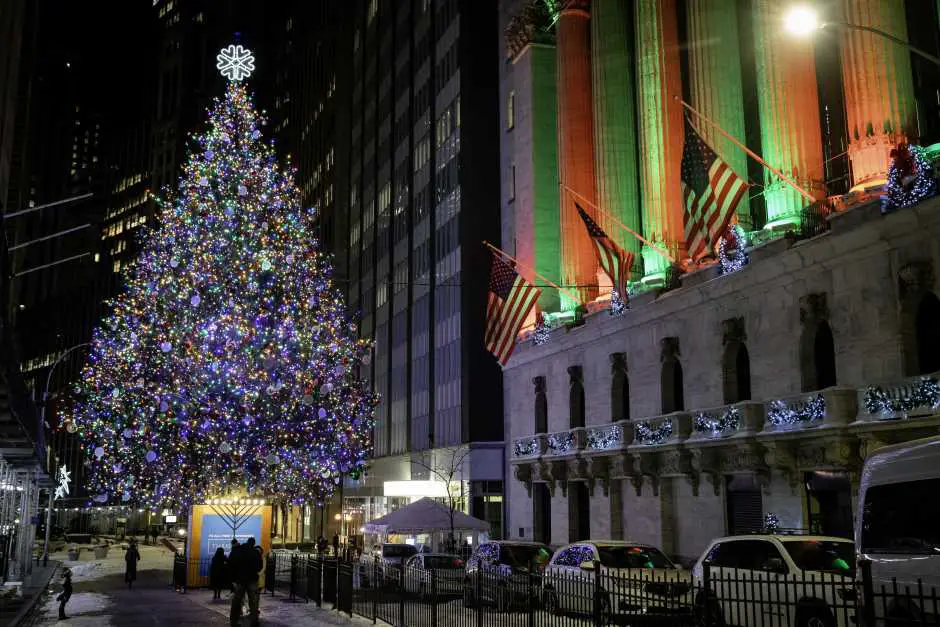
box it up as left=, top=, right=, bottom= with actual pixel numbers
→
left=296, top=0, right=506, bottom=538
left=500, top=0, right=940, bottom=562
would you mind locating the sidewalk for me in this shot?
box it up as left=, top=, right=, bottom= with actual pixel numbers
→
left=190, top=587, right=372, bottom=627
left=2, top=561, right=59, bottom=626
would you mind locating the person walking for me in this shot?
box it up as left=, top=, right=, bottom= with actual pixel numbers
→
left=229, top=536, right=263, bottom=627
left=125, top=539, right=141, bottom=590
left=57, top=568, right=73, bottom=620
left=210, top=547, right=228, bottom=600
left=228, top=538, right=239, bottom=593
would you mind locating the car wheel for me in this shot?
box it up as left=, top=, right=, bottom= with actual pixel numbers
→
left=463, top=581, right=476, bottom=608
left=694, top=592, right=725, bottom=627
left=797, top=607, right=834, bottom=627
left=543, top=588, right=561, bottom=616
left=495, top=584, right=511, bottom=613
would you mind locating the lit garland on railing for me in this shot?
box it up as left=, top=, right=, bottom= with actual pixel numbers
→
left=881, top=143, right=938, bottom=214
left=766, top=394, right=826, bottom=427
left=633, top=420, right=673, bottom=446
left=718, top=224, right=748, bottom=275
left=512, top=437, right=539, bottom=458
left=864, top=377, right=940, bottom=419
left=586, top=424, right=623, bottom=451
left=547, top=432, right=574, bottom=454
left=693, top=406, right=741, bottom=437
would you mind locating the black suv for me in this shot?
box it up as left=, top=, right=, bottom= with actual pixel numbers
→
left=463, top=541, right=553, bottom=611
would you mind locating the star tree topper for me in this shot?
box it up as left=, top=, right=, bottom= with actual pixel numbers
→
left=216, top=44, right=255, bottom=82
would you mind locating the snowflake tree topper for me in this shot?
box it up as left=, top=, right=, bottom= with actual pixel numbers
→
left=216, top=44, right=255, bottom=82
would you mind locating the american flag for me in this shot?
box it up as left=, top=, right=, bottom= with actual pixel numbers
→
left=485, top=253, right=541, bottom=365
left=681, top=118, right=748, bottom=261
left=575, top=203, right=635, bottom=298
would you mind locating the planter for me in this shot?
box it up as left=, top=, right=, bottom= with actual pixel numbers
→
left=94, top=546, right=109, bottom=559
left=67, top=550, right=79, bottom=561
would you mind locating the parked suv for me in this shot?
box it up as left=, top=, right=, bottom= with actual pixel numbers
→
left=463, top=541, right=553, bottom=611
left=857, top=435, right=940, bottom=624
left=691, top=534, right=856, bottom=627
left=542, top=541, right=692, bottom=618
left=358, top=543, right=419, bottom=588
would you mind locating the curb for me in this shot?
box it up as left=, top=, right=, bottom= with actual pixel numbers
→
left=8, top=562, right=59, bottom=627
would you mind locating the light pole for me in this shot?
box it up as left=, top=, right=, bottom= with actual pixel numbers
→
left=783, top=5, right=940, bottom=67
left=40, top=342, right=90, bottom=564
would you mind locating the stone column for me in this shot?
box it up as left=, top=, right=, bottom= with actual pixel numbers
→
left=506, top=4, right=560, bottom=313
left=686, top=0, right=751, bottom=229
left=635, top=0, right=685, bottom=282
left=752, top=0, right=825, bottom=231
left=591, top=0, right=641, bottom=266
left=840, top=0, right=916, bottom=189
left=557, top=1, right=598, bottom=306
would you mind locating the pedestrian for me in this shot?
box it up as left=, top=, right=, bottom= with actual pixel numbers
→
left=152, top=528, right=159, bottom=546
left=229, top=536, right=263, bottom=627
left=332, top=533, right=339, bottom=557
left=317, top=535, right=327, bottom=555
left=57, top=568, right=73, bottom=620
left=125, top=539, right=141, bottom=590
left=210, top=547, right=228, bottom=600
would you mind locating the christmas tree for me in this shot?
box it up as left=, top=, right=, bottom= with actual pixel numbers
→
left=67, top=48, right=375, bottom=509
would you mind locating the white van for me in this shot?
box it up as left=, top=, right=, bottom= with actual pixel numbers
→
left=856, top=435, right=940, bottom=621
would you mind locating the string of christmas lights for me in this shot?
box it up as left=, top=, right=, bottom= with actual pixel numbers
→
left=66, top=83, right=377, bottom=509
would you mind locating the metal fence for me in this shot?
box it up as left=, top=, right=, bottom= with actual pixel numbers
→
left=170, top=553, right=940, bottom=627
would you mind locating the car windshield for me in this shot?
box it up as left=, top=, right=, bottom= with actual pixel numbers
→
left=383, top=545, right=418, bottom=558
left=498, top=544, right=551, bottom=568
left=424, top=555, right=464, bottom=570
left=782, top=541, right=855, bottom=574
left=597, top=546, right=674, bottom=569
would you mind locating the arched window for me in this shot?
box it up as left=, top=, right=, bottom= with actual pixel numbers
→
left=722, top=342, right=752, bottom=403
left=568, top=366, right=585, bottom=428
left=610, top=353, right=629, bottom=421
left=660, top=338, right=684, bottom=413
left=533, top=376, right=548, bottom=433
left=916, top=293, right=940, bottom=374
left=814, top=321, right=837, bottom=389
left=800, top=294, right=837, bottom=392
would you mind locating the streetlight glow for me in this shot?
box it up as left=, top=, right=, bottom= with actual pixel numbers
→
left=783, top=6, right=820, bottom=36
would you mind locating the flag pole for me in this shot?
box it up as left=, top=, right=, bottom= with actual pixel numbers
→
left=560, top=185, right=675, bottom=263
left=482, top=240, right=584, bottom=305
left=674, top=96, right=817, bottom=205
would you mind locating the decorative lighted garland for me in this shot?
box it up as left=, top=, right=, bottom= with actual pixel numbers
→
left=766, top=394, right=826, bottom=426
left=609, top=289, right=626, bottom=317
left=693, top=406, right=741, bottom=436
left=587, top=424, right=623, bottom=450
left=718, top=224, right=748, bottom=275
left=633, top=420, right=673, bottom=446
left=881, top=143, right=937, bottom=214
left=864, top=377, right=940, bottom=418
left=532, top=312, right=551, bottom=346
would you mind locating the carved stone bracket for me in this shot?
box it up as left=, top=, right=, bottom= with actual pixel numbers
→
left=536, top=459, right=569, bottom=497
left=795, top=437, right=860, bottom=472
left=690, top=449, right=721, bottom=497
left=799, top=293, right=829, bottom=324
left=514, top=463, right=534, bottom=497
left=762, top=441, right=799, bottom=493
left=585, top=456, right=611, bottom=496
left=898, top=260, right=934, bottom=300
left=630, top=453, right=660, bottom=497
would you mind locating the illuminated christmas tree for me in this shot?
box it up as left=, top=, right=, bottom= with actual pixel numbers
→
left=68, top=47, right=375, bottom=509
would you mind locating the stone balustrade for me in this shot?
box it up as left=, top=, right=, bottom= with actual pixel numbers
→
left=584, top=421, right=631, bottom=452
left=546, top=427, right=585, bottom=456
left=630, top=412, right=691, bottom=447
left=689, top=401, right=763, bottom=441
left=762, top=386, right=857, bottom=432
left=857, top=372, right=940, bottom=422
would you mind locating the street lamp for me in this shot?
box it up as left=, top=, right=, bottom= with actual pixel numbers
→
left=783, top=5, right=940, bottom=67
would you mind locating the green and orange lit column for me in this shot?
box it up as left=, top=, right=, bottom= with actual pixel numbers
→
left=752, top=0, right=825, bottom=231
left=635, top=0, right=685, bottom=283
left=686, top=0, right=752, bottom=230
left=591, top=0, right=641, bottom=284
left=556, top=0, right=598, bottom=307
left=840, top=0, right=916, bottom=190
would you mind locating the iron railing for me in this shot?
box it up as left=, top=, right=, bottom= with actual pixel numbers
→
left=166, top=553, right=940, bottom=627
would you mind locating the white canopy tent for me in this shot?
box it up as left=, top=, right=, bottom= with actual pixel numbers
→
left=363, top=497, right=490, bottom=552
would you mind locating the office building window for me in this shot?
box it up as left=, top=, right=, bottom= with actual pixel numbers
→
left=507, top=91, right=515, bottom=130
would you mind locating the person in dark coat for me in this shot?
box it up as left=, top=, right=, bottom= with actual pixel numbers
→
left=229, top=537, right=263, bottom=627
left=125, top=539, right=141, bottom=589
left=210, top=547, right=228, bottom=599
left=57, top=568, right=73, bottom=619
left=228, top=539, right=239, bottom=593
